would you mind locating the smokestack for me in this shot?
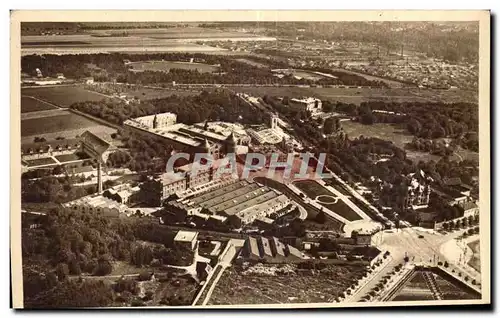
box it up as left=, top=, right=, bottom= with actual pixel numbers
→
left=97, top=162, right=103, bottom=194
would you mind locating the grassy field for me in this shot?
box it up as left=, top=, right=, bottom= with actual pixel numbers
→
left=208, top=264, right=366, bottom=305
left=21, top=111, right=103, bottom=137
left=229, top=86, right=477, bottom=105
left=468, top=240, right=480, bottom=273
left=128, top=60, right=219, bottom=73
left=87, top=84, right=199, bottom=100
left=21, top=96, right=57, bottom=113
left=294, top=180, right=362, bottom=221
left=22, top=85, right=112, bottom=107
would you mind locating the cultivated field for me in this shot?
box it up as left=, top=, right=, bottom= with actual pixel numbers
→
left=21, top=96, right=57, bottom=113
left=21, top=112, right=103, bottom=137
left=468, top=240, right=480, bottom=273
left=208, top=264, right=366, bottom=305
left=21, top=85, right=112, bottom=108
left=127, top=61, right=219, bottom=73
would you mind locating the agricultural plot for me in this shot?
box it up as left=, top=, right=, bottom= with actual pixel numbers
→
left=127, top=61, right=219, bottom=73
left=21, top=96, right=57, bottom=113
left=294, top=180, right=362, bottom=221
left=54, top=152, right=89, bottom=163
left=21, top=112, right=102, bottom=137
left=467, top=240, right=480, bottom=273
left=21, top=85, right=112, bottom=107
left=208, top=264, right=366, bottom=305
left=26, top=157, right=57, bottom=167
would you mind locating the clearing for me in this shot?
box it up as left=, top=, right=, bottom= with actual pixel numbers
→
left=341, top=121, right=479, bottom=163
left=21, top=111, right=103, bottom=137
left=127, top=60, right=219, bottom=73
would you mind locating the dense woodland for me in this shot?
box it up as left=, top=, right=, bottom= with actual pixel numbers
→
left=22, top=208, right=194, bottom=308
left=71, top=89, right=269, bottom=126
left=351, top=101, right=479, bottom=152
left=21, top=53, right=387, bottom=87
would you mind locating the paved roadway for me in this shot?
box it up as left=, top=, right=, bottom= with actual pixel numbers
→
left=348, top=227, right=480, bottom=303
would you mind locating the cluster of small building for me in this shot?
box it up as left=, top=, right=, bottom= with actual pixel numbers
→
left=123, top=113, right=249, bottom=158
left=401, top=170, right=479, bottom=225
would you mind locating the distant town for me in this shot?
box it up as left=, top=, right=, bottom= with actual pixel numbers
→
left=18, top=20, right=483, bottom=308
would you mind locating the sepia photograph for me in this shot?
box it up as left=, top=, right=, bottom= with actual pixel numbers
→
left=9, top=10, right=491, bottom=309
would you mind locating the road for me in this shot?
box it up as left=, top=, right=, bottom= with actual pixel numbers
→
left=347, top=227, right=482, bottom=302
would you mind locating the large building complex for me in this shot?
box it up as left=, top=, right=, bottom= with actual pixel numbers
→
left=165, top=180, right=294, bottom=225
left=288, top=97, right=322, bottom=113
left=123, top=113, right=249, bottom=158
left=140, top=158, right=237, bottom=206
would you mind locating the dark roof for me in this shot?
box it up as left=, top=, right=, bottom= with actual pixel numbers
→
left=81, top=131, right=113, bottom=155
left=461, top=201, right=478, bottom=211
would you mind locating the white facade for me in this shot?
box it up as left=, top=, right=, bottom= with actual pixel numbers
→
left=135, top=112, right=177, bottom=129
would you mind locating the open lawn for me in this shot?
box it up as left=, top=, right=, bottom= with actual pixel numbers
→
left=229, top=86, right=477, bottom=105
left=22, top=85, right=112, bottom=107
left=208, top=264, right=366, bottom=305
left=21, top=111, right=103, bottom=137
left=294, top=180, right=362, bottom=221
left=128, top=60, right=219, bottom=73
left=467, top=240, right=480, bottom=273
left=341, top=121, right=441, bottom=163
left=21, top=96, right=57, bottom=113
left=294, top=179, right=337, bottom=198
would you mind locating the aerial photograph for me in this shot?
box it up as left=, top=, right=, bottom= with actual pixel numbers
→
left=14, top=15, right=488, bottom=309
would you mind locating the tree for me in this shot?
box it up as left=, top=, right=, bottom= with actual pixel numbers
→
left=323, top=117, right=337, bottom=134
left=56, top=263, right=69, bottom=281
left=94, top=258, right=113, bottom=276
left=69, top=259, right=82, bottom=276
left=315, top=211, right=327, bottom=224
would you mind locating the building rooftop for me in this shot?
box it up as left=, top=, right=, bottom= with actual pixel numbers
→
left=461, top=201, right=479, bottom=211
left=63, top=194, right=129, bottom=212
left=224, top=190, right=278, bottom=216
left=174, top=231, right=199, bottom=243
